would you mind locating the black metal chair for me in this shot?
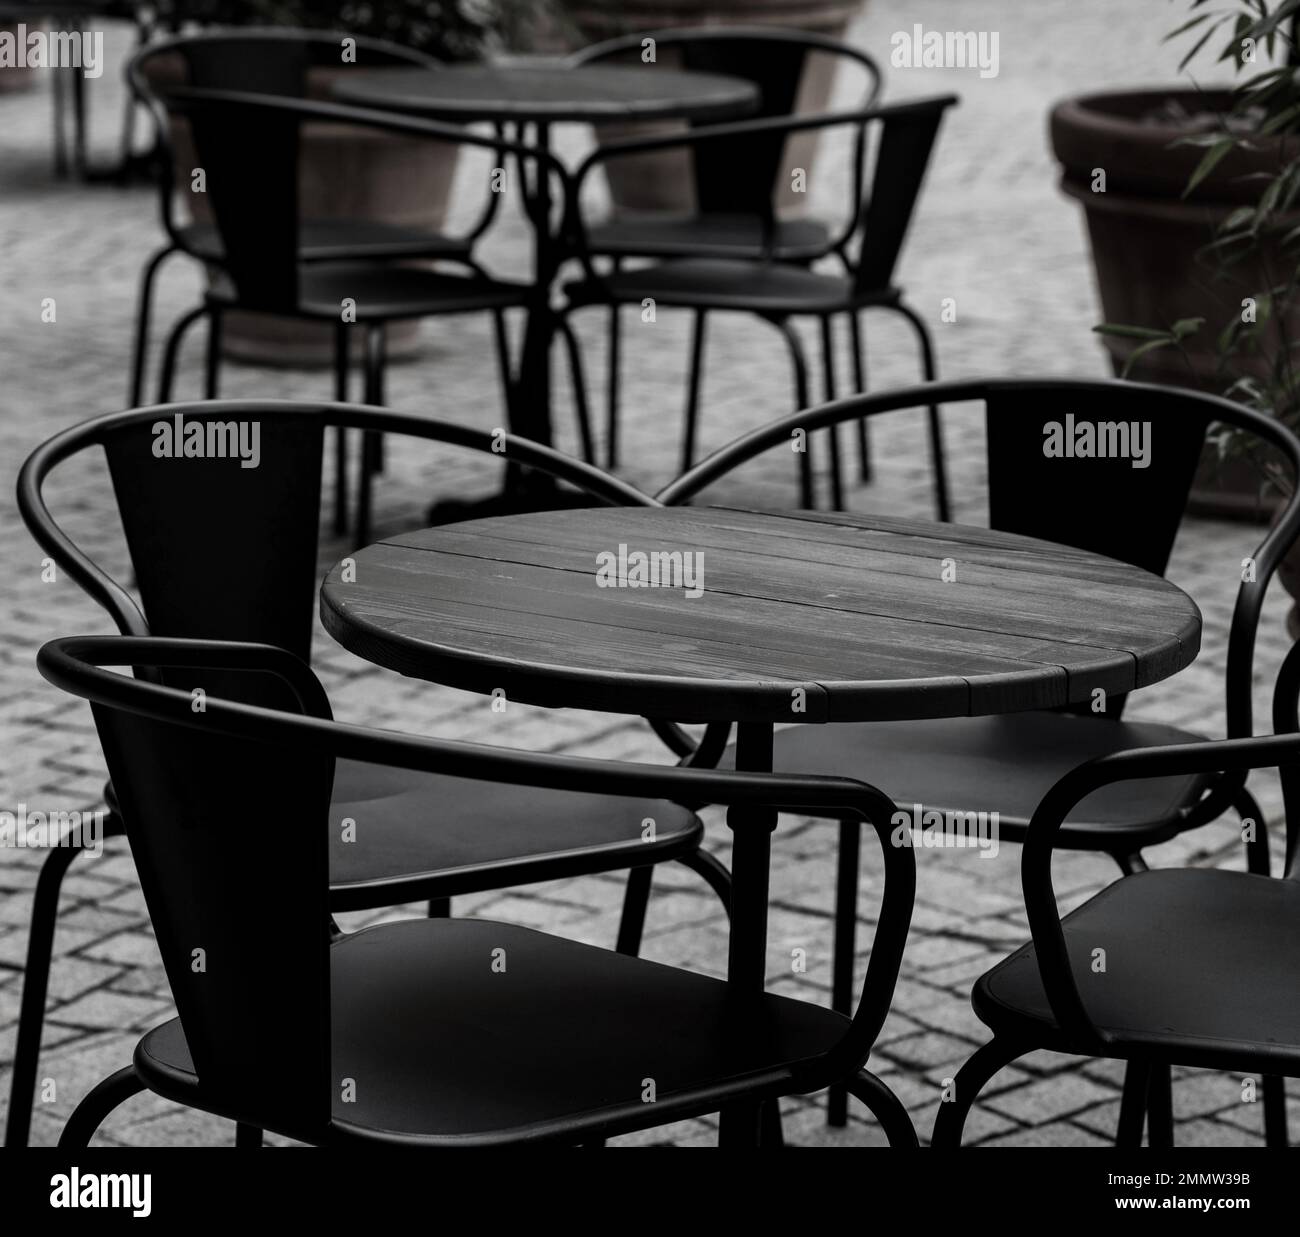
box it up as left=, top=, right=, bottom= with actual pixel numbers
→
left=130, top=77, right=591, bottom=544
left=40, top=634, right=916, bottom=1148
left=657, top=376, right=1300, bottom=1138
left=562, top=97, right=956, bottom=517
left=933, top=635, right=1300, bottom=1148
left=566, top=27, right=881, bottom=474
left=124, top=28, right=500, bottom=409
left=0, top=0, right=145, bottom=179
left=5, top=399, right=729, bottom=1148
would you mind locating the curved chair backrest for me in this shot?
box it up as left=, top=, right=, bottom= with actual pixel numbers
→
left=145, top=86, right=559, bottom=313
left=39, top=634, right=914, bottom=1137
left=569, top=96, right=957, bottom=292
left=657, top=377, right=1300, bottom=734
left=570, top=26, right=881, bottom=220
left=19, top=399, right=652, bottom=708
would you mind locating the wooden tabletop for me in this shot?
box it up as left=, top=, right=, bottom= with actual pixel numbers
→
left=330, top=64, right=759, bottom=124
left=320, top=507, right=1202, bottom=724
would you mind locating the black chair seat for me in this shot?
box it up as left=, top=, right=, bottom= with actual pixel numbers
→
left=327, top=760, right=703, bottom=910
left=585, top=214, right=830, bottom=261
left=738, top=712, right=1214, bottom=846
left=179, top=218, right=470, bottom=263
left=206, top=260, right=528, bottom=321
left=973, top=869, right=1300, bottom=1072
left=135, top=918, right=847, bottom=1145
left=565, top=258, right=893, bottom=315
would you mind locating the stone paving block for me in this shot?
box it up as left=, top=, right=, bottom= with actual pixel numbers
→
left=46, top=987, right=173, bottom=1032
left=980, top=1121, right=1113, bottom=1149
left=983, top=1073, right=1122, bottom=1125
left=78, top=928, right=163, bottom=968
left=876, top=1031, right=980, bottom=1073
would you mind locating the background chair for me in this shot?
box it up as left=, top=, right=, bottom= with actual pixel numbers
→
left=42, top=634, right=916, bottom=1148
left=657, top=375, right=1300, bottom=1136
left=124, top=27, right=502, bottom=409
left=130, top=80, right=587, bottom=544
left=563, top=97, right=955, bottom=517
left=6, top=399, right=727, bottom=1148
left=0, top=0, right=146, bottom=179
left=933, top=634, right=1300, bottom=1148
left=566, top=26, right=881, bottom=474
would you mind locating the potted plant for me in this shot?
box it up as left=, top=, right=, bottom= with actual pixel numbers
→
left=1052, top=0, right=1300, bottom=524
left=151, top=0, right=514, bottom=365
left=555, top=0, right=867, bottom=215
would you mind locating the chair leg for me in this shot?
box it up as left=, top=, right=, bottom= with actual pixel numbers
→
left=675, top=847, right=732, bottom=916
left=356, top=322, right=387, bottom=548
left=1263, top=1074, right=1289, bottom=1148
left=681, top=309, right=708, bottom=475
left=1147, top=1063, right=1174, bottom=1148
left=844, top=1070, right=918, bottom=1147
left=931, top=1038, right=1026, bottom=1147
left=771, top=316, right=815, bottom=509
left=1117, top=1060, right=1151, bottom=1148
left=52, top=56, right=69, bottom=178
left=819, top=315, right=845, bottom=511
left=204, top=307, right=223, bottom=400
left=1235, top=786, right=1270, bottom=875
left=129, top=244, right=178, bottom=407
left=58, top=1067, right=145, bottom=1149
left=156, top=305, right=209, bottom=404
left=235, top=1122, right=263, bottom=1148
left=849, top=310, right=871, bottom=481
left=615, top=866, right=653, bottom=956
left=492, top=307, right=514, bottom=420
left=71, top=62, right=88, bottom=180
left=606, top=259, right=622, bottom=469
left=5, top=842, right=82, bottom=1147
left=556, top=313, right=596, bottom=464
left=892, top=301, right=950, bottom=523
left=828, top=818, right=860, bottom=1127
left=333, top=322, right=350, bottom=537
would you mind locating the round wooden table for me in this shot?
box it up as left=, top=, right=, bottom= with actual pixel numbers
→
left=332, top=62, right=758, bottom=507
left=332, top=63, right=760, bottom=125
left=321, top=504, right=1201, bottom=1141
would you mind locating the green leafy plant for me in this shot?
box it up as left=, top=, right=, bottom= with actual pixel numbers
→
left=1095, top=0, right=1300, bottom=492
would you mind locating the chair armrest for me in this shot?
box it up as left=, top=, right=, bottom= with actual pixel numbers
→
left=1019, top=731, right=1300, bottom=1049
left=43, top=633, right=917, bottom=1083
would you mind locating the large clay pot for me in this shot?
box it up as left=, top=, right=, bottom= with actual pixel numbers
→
left=1051, top=88, right=1300, bottom=521
left=560, top=0, right=865, bottom=217
left=146, top=55, right=459, bottom=367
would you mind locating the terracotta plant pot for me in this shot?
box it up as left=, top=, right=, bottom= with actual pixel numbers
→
left=559, top=0, right=864, bottom=217
left=1051, top=88, right=1300, bottom=521
left=146, top=54, right=459, bottom=367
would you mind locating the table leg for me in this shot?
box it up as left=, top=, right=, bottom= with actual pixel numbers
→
left=514, top=121, right=556, bottom=454
left=718, top=720, right=777, bottom=1148
left=424, top=121, right=566, bottom=527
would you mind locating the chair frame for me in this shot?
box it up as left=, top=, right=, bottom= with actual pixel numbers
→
left=933, top=633, right=1300, bottom=1147
left=123, top=27, right=502, bottom=408
left=566, top=24, right=884, bottom=476
left=5, top=398, right=720, bottom=1148
left=130, top=84, right=599, bottom=540
left=657, top=374, right=1300, bottom=1135
left=561, top=97, right=957, bottom=515
left=41, top=633, right=917, bottom=1148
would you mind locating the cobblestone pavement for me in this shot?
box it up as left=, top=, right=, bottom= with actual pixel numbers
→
left=2, top=0, right=1299, bottom=1148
